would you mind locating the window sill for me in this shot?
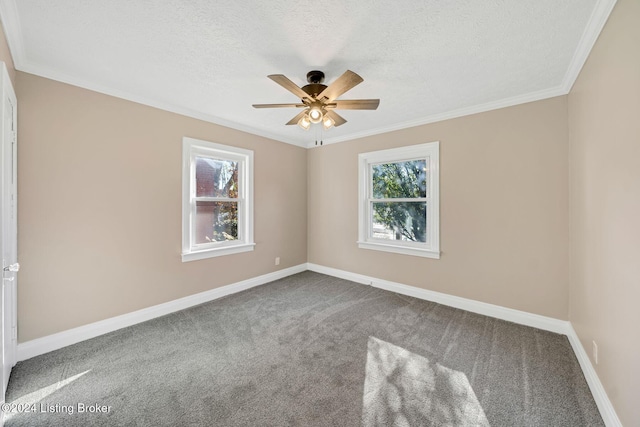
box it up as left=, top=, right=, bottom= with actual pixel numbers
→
left=182, top=243, right=255, bottom=262
left=357, top=241, right=440, bottom=259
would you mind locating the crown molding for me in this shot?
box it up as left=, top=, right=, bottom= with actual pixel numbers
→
left=316, top=0, right=618, bottom=148
left=561, top=0, right=618, bottom=93
left=1, top=0, right=618, bottom=150
left=19, top=61, right=308, bottom=148
left=313, top=85, right=566, bottom=148
left=0, top=1, right=308, bottom=148
left=0, top=0, right=25, bottom=66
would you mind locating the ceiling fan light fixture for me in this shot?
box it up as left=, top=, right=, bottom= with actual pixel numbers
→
left=308, top=106, right=323, bottom=124
left=298, top=114, right=311, bottom=130
left=322, top=114, right=335, bottom=130
left=254, top=70, right=379, bottom=131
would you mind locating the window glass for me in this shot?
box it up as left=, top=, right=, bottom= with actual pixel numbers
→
left=195, top=157, right=238, bottom=198
left=358, top=142, right=439, bottom=259
left=372, top=201, right=427, bottom=243
left=372, top=160, right=427, bottom=199
left=195, top=201, right=238, bottom=243
left=182, top=138, right=254, bottom=262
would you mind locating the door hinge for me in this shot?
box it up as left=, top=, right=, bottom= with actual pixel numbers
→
left=11, top=131, right=16, bottom=144
left=12, top=327, right=17, bottom=340
left=3, top=263, right=19, bottom=272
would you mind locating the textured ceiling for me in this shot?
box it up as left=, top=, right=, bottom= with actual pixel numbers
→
left=0, top=0, right=616, bottom=147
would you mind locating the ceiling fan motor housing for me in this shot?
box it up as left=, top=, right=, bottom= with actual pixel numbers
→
left=302, top=70, right=327, bottom=98
left=301, top=83, right=327, bottom=98
left=306, top=70, right=325, bottom=84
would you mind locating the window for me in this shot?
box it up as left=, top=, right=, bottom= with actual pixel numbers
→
left=358, top=142, right=440, bottom=258
left=182, top=137, right=254, bottom=261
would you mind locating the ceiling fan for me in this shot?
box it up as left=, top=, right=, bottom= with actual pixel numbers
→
left=252, top=70, right=380, bottom=131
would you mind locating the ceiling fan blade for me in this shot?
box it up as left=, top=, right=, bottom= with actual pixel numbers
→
left=325, top=110, right=347, bottom=127
left=317, top=70, right=364, bottom=102
left=252, top=103, right=306, bottom=109
left=268, top=74, right=314, bottom=101
left=328, top=99, right=380, bottom=110
left=285, top=110, right=308, bottom=125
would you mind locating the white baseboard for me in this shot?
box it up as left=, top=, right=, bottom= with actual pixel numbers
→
left=17, top=262, right=621, bottom=426
left=17, top=264, right=307, bottom=361
left=307, top=263, right=570, bottom=334
left=307, top=262, right=622, bottom=427
left=565, top=325, right=623, bottom=427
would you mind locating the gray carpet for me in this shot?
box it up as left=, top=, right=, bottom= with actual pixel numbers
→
left=4, top=271, right=603, bottom=426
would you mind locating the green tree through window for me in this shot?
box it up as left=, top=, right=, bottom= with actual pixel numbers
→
left=372, top=160, right=427, bottom=242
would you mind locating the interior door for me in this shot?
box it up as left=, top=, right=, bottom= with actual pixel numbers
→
left=0, top=62, right=18, bottom=402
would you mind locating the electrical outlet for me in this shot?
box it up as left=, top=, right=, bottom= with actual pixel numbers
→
left=592, top=340, right=598, bottom=365
left=275, top=257, right=280, bottom=266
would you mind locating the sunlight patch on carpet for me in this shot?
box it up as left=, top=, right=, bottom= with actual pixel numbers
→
left=5, top=370, right=91, bottom=420
left=362, top=337, right=489, bottom=426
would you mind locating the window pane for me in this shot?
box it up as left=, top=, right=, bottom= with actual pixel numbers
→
left=372, top=160, right=427, bottom=199
left=372, top=202, right=427, bottom=242
left=195, top=157, right=239, bottom=198
left=195, top=201, right=238, bottom=244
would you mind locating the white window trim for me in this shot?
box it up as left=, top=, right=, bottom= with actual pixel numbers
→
left=182, top=137, right=254, bottom=262
left=357, top=141, right=440, bottom=259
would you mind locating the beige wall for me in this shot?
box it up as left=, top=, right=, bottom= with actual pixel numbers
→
left=568, top=0, right=640, bottom=425
left=7, top=2, right=637, bottom=421
left=16, top=72, right=307, bottom=341
left=0, top=20, right=16, bottom=85
left=308, top=96, right=569, bottom=319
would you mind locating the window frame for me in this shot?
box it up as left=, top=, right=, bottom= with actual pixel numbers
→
left=357, top=141, right=440, bottom=259
left=182, top=137, right=254, bottom=262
